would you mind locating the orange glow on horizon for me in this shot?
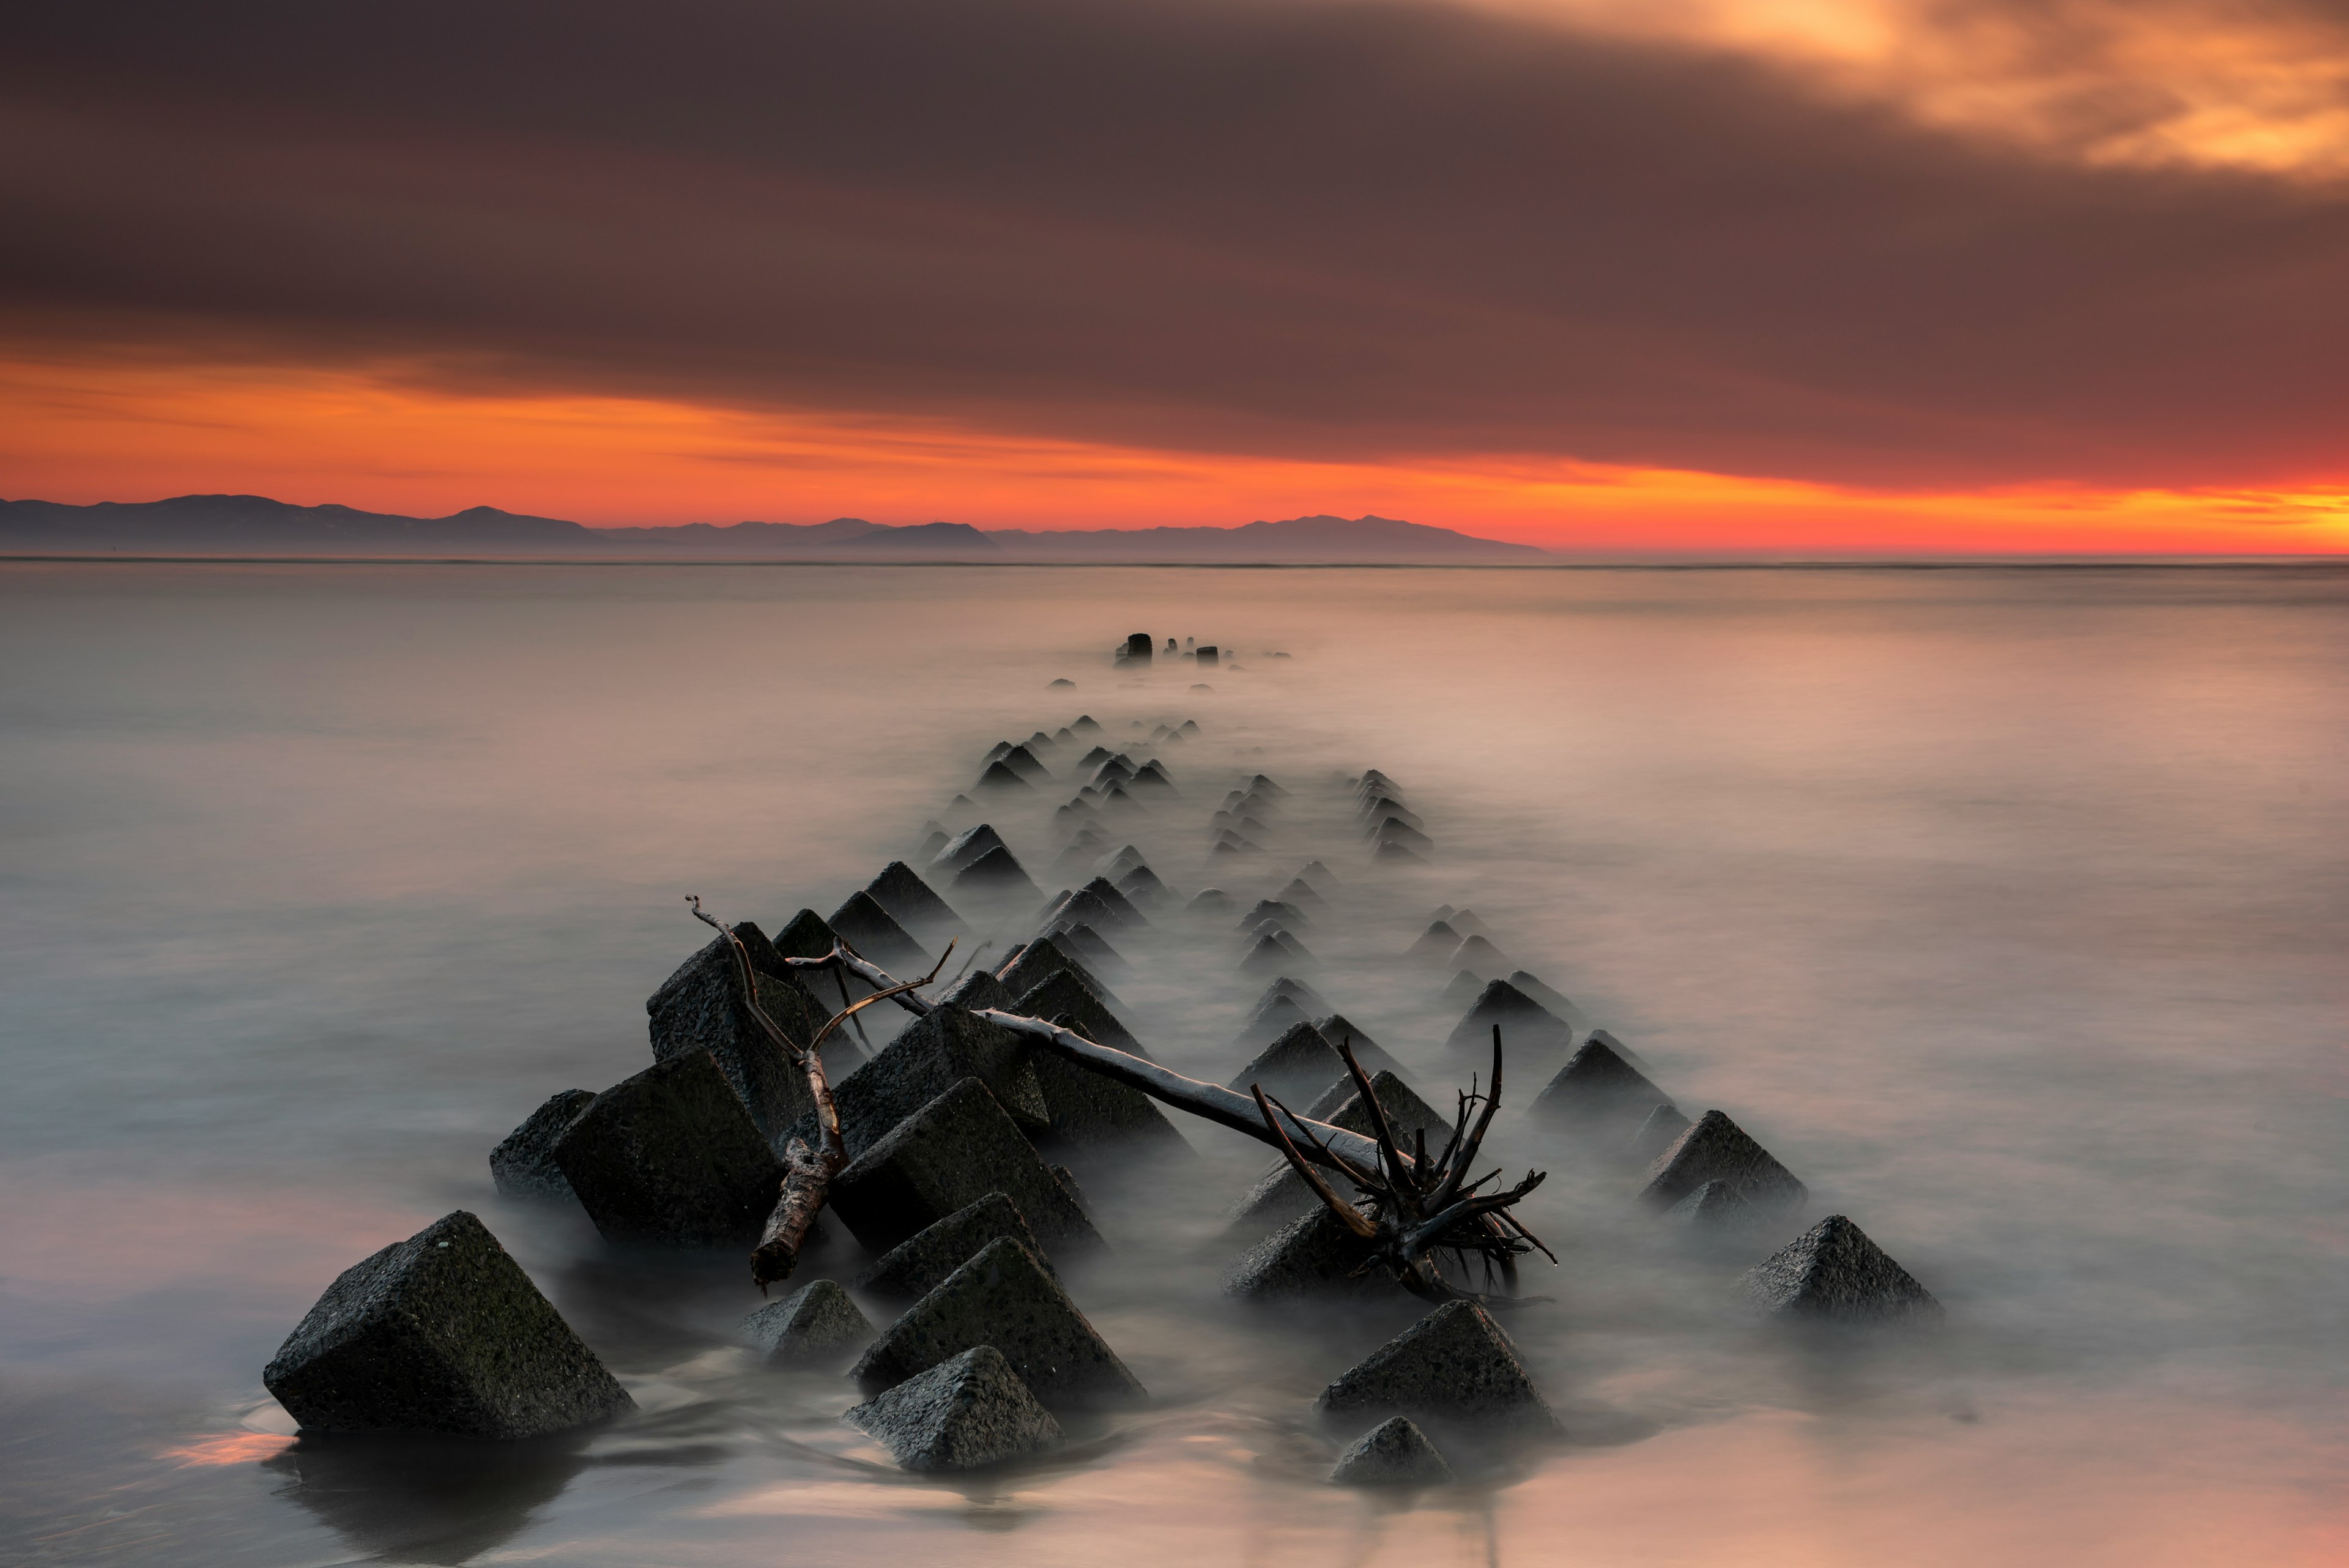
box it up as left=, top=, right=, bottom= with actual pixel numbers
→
left=4, top=352, right=2345, bottom=556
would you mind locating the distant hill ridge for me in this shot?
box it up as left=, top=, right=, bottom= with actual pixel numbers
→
left=0, top=494, right=1550, bottom=562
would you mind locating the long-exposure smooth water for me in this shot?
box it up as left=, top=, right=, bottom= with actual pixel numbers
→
left=2, top=562, right=2343, bottom=1567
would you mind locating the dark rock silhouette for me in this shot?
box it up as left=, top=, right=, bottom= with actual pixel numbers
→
left=852, top=1237, right=1145, bottom=1410
left=853, top=1192, right=1055, bottom=1305
left=1015, top=968, right=1146, bottom=1058
left=1316, top=1301, right=1560, bottom=1435
left=1638, top=1109, right=1806, bottom=1216
left=1628, top=1103, right=1691, bottom=1165
left=1529, top=1039, right=1671, bottom=1139
left=1409, top=920, right=1462, bottom=959
left=998, top=744, right=1051, bottom=782
left=1012, top=978, right=1189, bottom=1158
left=1371, top=819, right=1436, bottom=855
left=826, top=1005, right=1053, bottom=1159
left=1445, top=908, right=1492, bottom=938
left=1439, top=969, right=1486, bottom=1009
left=1450, top=935, right=1510, bottom=974
left=1505, top=971, right=1582, bottom=1025
left=1357, top=797, right=1423, bottom=830
left=1240, top=931, right=1310, bottom=973
left=864, top=861, right=968, bottom=942
left=1223, top=1017, right=1401, bottom=1106
left=951, top=845, right=1044, bottom=903
left=1241, top=898, right=1310, bottom=931
left=647, top=923, right=850, bottom=1146
left=1076, top=875, right=1150, bottom=930
left=976, top=760, right=1034, bottom=793
left=1115, top=864, right=1170, bottom=908
left=916, top=829, right=949, bottom=864
left=1235, top=992, right=1313, bottom=1052
left=845, top=1345, right=1064, bottom=1471
left=1444, top=979, right=1574, bottom=1074
left=984, top=740, right=1014, bottom=763
left=554, top=1051, right=787, bottom=1246
left=935, top=968, right=1011, bottom=1012
left=930, top=823, right=1008, bottom=877
left=1213, top=831, right=1264, bottom=856
left=1740, top=1216, right=1944, bottom=1323
left=996, top=933, right=1122, bottom=1010
left=1121, top=633, right=1154, bottom=661
left=1230, top=1069, right=1441, bottom=1227
left=1330, top=1416, right=1455, bottom=1486
left=1046, top=920, right=1124, bottom=976
left=1373, top=841, right=1427, bottom=864
left=827, top=890, right=932, bottom=975
left=1071, top=715, right=1103, bottom=733
left=1130, top=759, right=1176, bottom=790
left=741, top=1279, right=874, bottom=1369
left=1253, top=973, right=1332, bottom=1016
left=829, top=1079, right=1100, bottom=1257
left=1050, top=677, right=1075, bottom=688
left=1248, top=773, right=1288, bottom=797
left=489, top=1090, right=595, bottom=1202
left=1195, top=645, right=1220, bottom=666
left=1187, top=888, right=1238, bottom=916
left=264, top=1211, right=632, bottom=1440
left=1662, top=1179, right=1761, bottom=1236
left=1179, top=719, right=1201, bottom=735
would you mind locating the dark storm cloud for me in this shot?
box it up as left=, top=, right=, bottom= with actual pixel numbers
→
left=5, top=0, right=2347, bottom=488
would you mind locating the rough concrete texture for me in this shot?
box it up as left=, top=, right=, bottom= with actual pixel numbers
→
left=1075, top=876, right=1149, bottom=931
left=826, top=1007, right=1053, bottom=1161
left=264, top=1211, right=633, bottom=1440
left=937, top=968, right=1014, bottom=1011
left=1012, top=974, right=1191, bottom=1158
left=1443, top=979, right=1575, bottom=1077
left=1225, top=1019, right=1348, bottom=1106
left=1329, top=1416, right=1456, bottom=1486
left=844, top=1345, right=1064, bottom=1471
left=1662, top=1178, right=1762, bottom=1234
left=851, top=1238, right=1146, bottom=1411
left=553, top=1050, right=787, bottom=1246
left=826, top=890, right=932, bottom=976
left=998, top=744, right=1051, bottom=782
left=1231, top=1071, right=1445, bottom=1227
left=1046, top=920, right=1124, bottom=975
left=829, top=1079, right=1102, bottom=1257
left=952, top=845, right=1043, bottom=902
left=1222, top=1206, right=1390, bottom=1301
left=741, top=1279, right=874, bottom=1369
left=1638, top=1109, right=1808, bottom=1216
left=647, top=924, right=855, bottom=1150
left=996, top=935, right=1122, bottom=1011
left=1529, top=1039, right=1674, bottom=1138
left=1316, top=1300, right=1561, bottom=1435
left=1629, top=1103, right=1692, bottom=1165
left=854, top=1192, right=1057, bottom=1305
left=1740, top=1216, right=1945, bottom=1323
left=770, top=908, right=843, bottom=960
left=489, top=1089, right=595, bottom=1202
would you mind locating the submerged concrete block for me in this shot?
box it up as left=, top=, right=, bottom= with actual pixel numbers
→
left=996, top=934, right=1122, bottom=1011
left=826, top=890, right=932, bottom=975
left=929, top=823, right=1007, bottom=878
left=1329, top=1416, right=1455, bottom=1486
left=741, top=1279, right=874, bottom=1369
left=845, top=1345, right=1064, bottom=1471
left=852, top=1237, right=1145, bottom=1411
left=1316, top=1300, right=1560, bottom=1435
left=1226, top=1019, right=1345, bottom=1106
left=1529, top=1039, right=1673, bottom=1140
left=1015, top=968, right=1146, bottom=1058
left=866, top=861, right=967, bottom=942
left=827, top=1006, right=1052, bottom=1159
left=647, top=924, right=851, bottom=1150
left=828, top=1079, right=1100, bottom=1258
left=853, top=1192, right=1055, bottom=1306
left=1439, top=969, right=1486, bottom=1009
left=1740, top=1216, right=1944, bottom=1324
left=1629, top=1103, right=1691, bottom=1165
left=1013, top=974, right=1191, bottom=1159
left=1075, top=876, right=1149, bottom=931
left=1638, top=1109, right=1806, bottom=1217
left=264, top=1211, right=633, bottom=1440
left=1231, top=1071, right=1443, bottom=1228
left=489, top=1089, right=595, bottom=1202
left=553, top=1051, right=786, bottom=1247
left=952, top=845, right=1044, bottom=902
left=1662, top=1179, right=1762, bottom=1235
left=1444, top=979, right=1575, bottom=1076
left=1222, top=1206, right=1389, bottom=1301
left=1408, top=921, right=1462, bottom=959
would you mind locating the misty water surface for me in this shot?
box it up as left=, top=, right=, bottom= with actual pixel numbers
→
left=0, top=562, right=2342, bottom=1567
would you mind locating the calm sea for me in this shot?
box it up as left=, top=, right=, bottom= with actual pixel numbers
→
left=1, top=561, right=2342, bottom=1566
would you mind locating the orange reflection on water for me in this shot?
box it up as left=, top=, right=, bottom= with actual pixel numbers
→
left=164, top=1432, right=295, bottom=1467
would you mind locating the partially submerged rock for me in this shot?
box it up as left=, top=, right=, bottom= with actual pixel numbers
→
left=1329, top=1416, right=1455, bottom=1486
left=647, top=924, right=850, bottom=1149
left=264, top=1211, right=633, bottom=1440
left=853, top=1192, right=1056, bottom=1305
left=864, top=860, right=969, bottom=942
left=1740, top=1215, right=1943, bottom=1323
left=1529, top=1039, right=1673, bottom=1139
left=844, top=1345, right=1064, bottom=1471
left=1316, top=1300, right=1560, bottom=1436
left=826, top=1006, right=1052, bottom=1159
left=741, top=1279, right=874, bottom=1369
left=1222, top=1206, right=1387, bottom=1301
left=553, top=1050, right=787, bottom=1246
left=489, top=1089, right=595, bottom=1202
left=1638, top=1109, right=1807, bottom=1217
left=828, top=1079, right=1101, bottom=1257
left=852, top=1237, right=1146, bottom=1411
left=826, top=890, right=932, bottom=976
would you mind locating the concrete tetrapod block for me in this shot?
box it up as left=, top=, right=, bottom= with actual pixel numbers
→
left=1662, top=1179, right=1763, bottom=1236
left=1329, top=1416, right=1456, bottom=1486
left=1013, top=975, right=1192, bottom=1160
left=828, top=1078, right=1102, bottom=1258
left=1439, top=970, right=1486, bottom=1009
left=1075, top=875, right=1149, bottom=931
left=953, top=845, right=1044, bottom=904
left=1629, top=1104, right=1691, bottom=1165
left=1230, top=1071, right=1445, bottom=1228
left=553, top=1051, right=787, bottom=1247
left=851, top=1237, right=1146, bottom=1412
left=489, top=1089, right=595, bottom=1202
left=826, top=890, right=932, bottom=976
left=825, top=1005, right=1053, bottom=1160
left=937, top=968, right=1014, bottom=1011
left=996, top=934, right=1123, bottom=1011
left=1408, top=921, right=1463, bottom=959
left=264, top=1211, right=633, bottom=1440
left=1637, top=1109, right=1807, bottom=1217
left=647, top=925, right=852, bottom=1150
left=845, top=1345, right=1064, bottom=1472
left=1308, top=1016, right=1410, bottom=1083
left=1443, top=979, right=1575, bottom=1079
left=1529, top=1039, right=1674, bottom=1142
left=1045, top=920, right=1125, bottom=977
left=1508, top=972, right=1588, bottom=1030
left=741, top=1280, right=874, bottom=1369
left=929, top=823, right=1008, bottom=878
left=853, top=1192, right=1057, bottom=1306
left=1740, top=1216, right=1945, bottom=1324
left=1315, top=1300, right=1561, bottom=1437
left=1225, top=1020, right=1349, bottom=1107
left=1222, top=1207, right=1391, bottom=1301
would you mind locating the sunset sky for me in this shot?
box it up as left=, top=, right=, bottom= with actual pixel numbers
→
left=7, top=0, right=2349, bottom=554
